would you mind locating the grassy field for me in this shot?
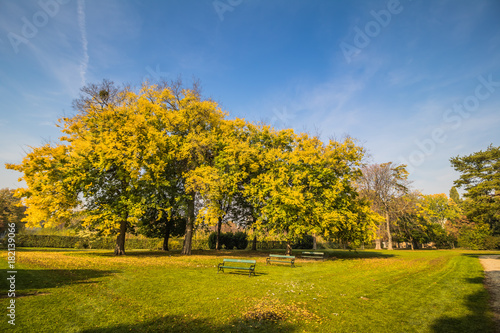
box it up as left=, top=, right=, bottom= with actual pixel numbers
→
left=1, top=248, right=499, bottom=332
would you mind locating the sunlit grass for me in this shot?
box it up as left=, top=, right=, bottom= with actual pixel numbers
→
left=1, top=248, right=498, bottom=332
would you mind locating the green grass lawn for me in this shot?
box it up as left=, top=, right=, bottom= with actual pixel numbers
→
left=1, top=248, right=499, bottom=332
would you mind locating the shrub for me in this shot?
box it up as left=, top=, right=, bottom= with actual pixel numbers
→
left=234, top=232, right=248, bottom=250
left=254, top=241, right=288, bottom=250
left=166, top=238, right=182, bottom=250
left=433, top=233, right=457, bottom=249
left=207, top=231, right=247, bottom=250
left=16, top=235, right=80, bottom=248
left=458, top=224, right=491, bottom=250
left=484, top=236, right=500, bottom=250
left=14, top=234, right=162, bottom=250
left=191, top=237, right=210, bottom=250
left=208, top=232, right=217, bottom=250
left=87, top=237, right=115, bottom=249
left=208, top=232, right=229, bottom=249
left=221, top=232, right=235, bottom=250
left=293, top=235, right=314, bottom=249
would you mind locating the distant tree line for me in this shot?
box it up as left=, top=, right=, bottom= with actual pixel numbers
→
left=0, top=188, right=26, bottom=236
left=356, top=145, right=500, bottom=250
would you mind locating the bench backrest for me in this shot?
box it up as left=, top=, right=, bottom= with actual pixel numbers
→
left=223, top=259, right=256, bottom=264
left=302, top=252, right=324, bottom=255
left=269, top=254, right=295, bottom=259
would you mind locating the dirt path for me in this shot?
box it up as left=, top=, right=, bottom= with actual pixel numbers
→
left=480, top=255, right=500, bottom=330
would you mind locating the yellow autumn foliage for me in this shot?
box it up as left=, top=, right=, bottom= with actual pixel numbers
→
left=7, top=80, right=381, bottom=252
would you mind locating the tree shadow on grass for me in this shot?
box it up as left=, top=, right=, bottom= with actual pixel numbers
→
left=81, top=314, right=298, bottom=333
left=17, top=247, right=88, bottom=253
left=59, top=249, right=396, bottom=264
left=313, top=250, right=396, bottom=261
left=90, top=249, right=396, bottom=260
left=217, top=270, right=268, bottom=277
left=462, top=253, right=500, bottom=259
left=70, top=249, right=227, bottom=258
left=430, top=274, right=498, bottom=333
left=0, top=268, right=119, bottom=296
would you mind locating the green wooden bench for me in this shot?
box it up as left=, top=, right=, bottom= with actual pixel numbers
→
left=301, top=251, right=325, bottom=260
left=217, top=259, right=256, bottom=277
left=266, top=254, right=295, bottom=267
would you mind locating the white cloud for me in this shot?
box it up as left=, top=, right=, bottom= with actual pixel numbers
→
left=77, top=0, right=89, bottom=87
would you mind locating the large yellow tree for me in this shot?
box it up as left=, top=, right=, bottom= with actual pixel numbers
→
left=245, top=130, right=379, bottom=254
left=7, top=79, right=227, bottom=255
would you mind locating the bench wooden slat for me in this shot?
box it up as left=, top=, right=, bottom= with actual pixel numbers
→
left=220, top=266, right=252, bottom=270
left=223, top=259, right=256, bottom=264
left=266, top=254, right=295, bottom=267
left=267, top=260, right=294, bottom=265
left=301, top=251, right=325, bottom=260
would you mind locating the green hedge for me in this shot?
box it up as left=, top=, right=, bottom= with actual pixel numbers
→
left=208, top=232, right=248, bottom=250
left=253, top=241, right=288, bottom=250
left=253, top=235, right=316, bottom=250
left=9, top=234, right=212, bottom=251
left=15, top=235, right=82, bottom=248
left=13, top=235, right=163, bottom=250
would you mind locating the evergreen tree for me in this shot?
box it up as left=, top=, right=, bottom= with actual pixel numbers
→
left=450, top=145, right=500, bottom=234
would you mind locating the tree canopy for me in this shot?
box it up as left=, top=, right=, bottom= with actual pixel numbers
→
left=0, top=188, right=26, bottom=234
left=450, top=144, right=500, bottom=234
left=357, top=162, right=410, bottom=250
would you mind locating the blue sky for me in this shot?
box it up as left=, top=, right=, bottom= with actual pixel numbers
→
left=1, top=0, right=499, bottom=196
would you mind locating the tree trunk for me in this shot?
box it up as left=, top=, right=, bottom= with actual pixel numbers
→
left=285, top=241, right=292, bottom=255
left=162, top=222, right=171, bottom=251
left=375, top=238, right=381, bottom=250
left=385, top=212, right=393, bottom=250
left=251, top=218, right=258, bottom=251
left=312, top=234, right=317, bottom=250
left=215, top=217, right=222, bottom=250
left=114, top=217, right=127, bottom=255
left=252, top=235, right=257, bottom=251
left=181, top=193, right=195, bottom=255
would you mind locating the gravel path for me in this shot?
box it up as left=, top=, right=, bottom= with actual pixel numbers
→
left=480, top=255, right=500, bottom=330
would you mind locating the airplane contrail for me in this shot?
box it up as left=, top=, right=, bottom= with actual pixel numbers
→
left=77, top=0, right=89, bottom=87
